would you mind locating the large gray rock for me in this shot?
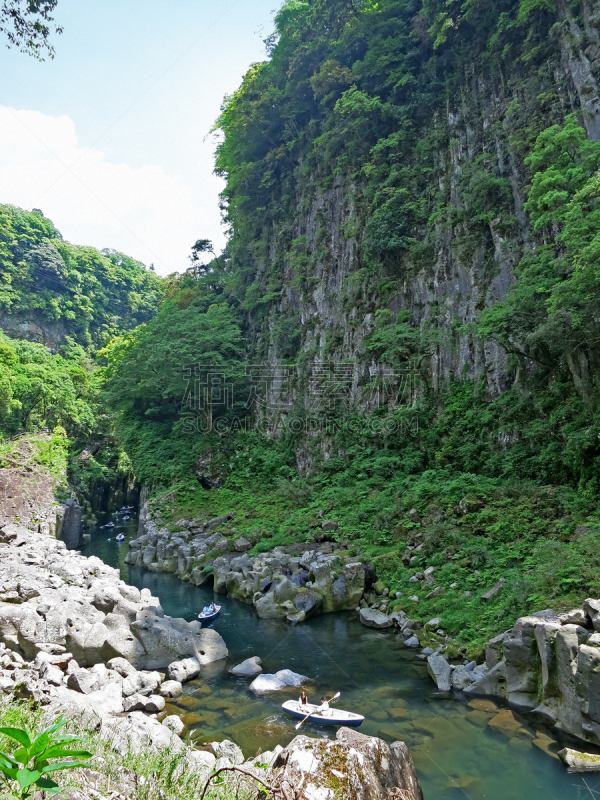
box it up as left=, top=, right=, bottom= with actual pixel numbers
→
left=129, top=615, right=227, bottom=670
left=254, top=592, right=291, bottom=619
left=67, top=668, right=100, bottom=695
left=249, top=669, right=309, bottom=693
left=122, top=670, right=161, bottom=697
left=559, top=608, right=587, bottom=626
left=53, top=681, right=125, bottom=716
left=451, top=665, right=475, bottom=690
left=558, top=748, right=600, bottom=771
left=211, top=739, right=244, bottom=765
left=464, top=660, right=507, bottom=698
left=106, top=657, right=136, bottom=677
left=122, top=693, right=148, bottom=712
left=60, top=499, right=82, bottom=550
left=162, top=715, right=184, bottom=736
left=427, top=654, right=452, bottom=692
left=102, top=711, right=184, bottom=755
left=359, top=608, right=393, bottom=629
left=233, top=537, right=252, bottom=552
left=229, top=656, right=262, bottom=677
left=167, top=657, right=201, bottom=684
left=160, top=679, right=183, bottom=698
left=312, top=561, right=365, bottom=613
left=503, top=616, right=540, bottom=707
left=145, top=694, right=165, bottom=713
left=485, top=632, right=506, bottom=669
left=472, top=609, right=600, bottom=744
left=42, top=665, right=64, bottom=686
left=90, top=582, right=121, bottom=614
left=585, top=599, right=600, bottom=631
left=575, top=643, right=600, bottom=738
left=270, top=727, right=423, bottom=800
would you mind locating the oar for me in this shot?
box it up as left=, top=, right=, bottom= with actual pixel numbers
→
left=295, top=691, right=340, bottom=730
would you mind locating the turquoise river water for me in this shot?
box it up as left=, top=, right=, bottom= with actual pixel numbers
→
left=84, top=512, right=598, bottom=799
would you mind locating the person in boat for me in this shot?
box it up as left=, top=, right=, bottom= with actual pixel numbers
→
left=299, top=691, right=308, bottom=708
left=210, top=602, right=216, bottom=612
left=320, top=696, right=331, bottom=716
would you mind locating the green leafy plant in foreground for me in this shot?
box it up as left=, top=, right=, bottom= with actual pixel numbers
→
left=0, top=716, right=91, bottom=798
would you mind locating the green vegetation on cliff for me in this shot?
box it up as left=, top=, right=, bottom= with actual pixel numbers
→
left=0, top=204, right=163, bottom=350
left=0, top=205, right=164, bottom=492
left=0, top=332, right=97, bottom=438
left=215, top=0, right=563, bottom=321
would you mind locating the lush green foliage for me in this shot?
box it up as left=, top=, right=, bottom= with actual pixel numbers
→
left=0, top=332, right=98, bottom=439
left=0, top=205, right=163, bottom=351
left=0, top=205, right=164, bottom=498
left=9, top=0, right=596, bottom=657
left=481, top=116, right=600, bottom=405
left=99, top=270, right=247, bottom=486
left=0, top=716, right=90, bottom=798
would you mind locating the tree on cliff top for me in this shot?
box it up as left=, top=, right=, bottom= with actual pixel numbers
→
left=0, top=0, right=62, bottom=59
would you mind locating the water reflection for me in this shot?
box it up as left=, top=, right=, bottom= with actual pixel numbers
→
left=83, top=513, right=595, bottom=799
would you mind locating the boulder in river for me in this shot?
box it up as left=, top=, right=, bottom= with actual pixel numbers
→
left=359, top=608, right=393, bottom=629
left=249, top=669, right=309, bottom=693
left=427, top=654, right=452, bottom=692
left=160, top=679, right=183, bottom=697
left=229, top=656, right=262, bottom=677
left=162, top=715, right=184, bottom=735
left=451, top=665, right=475, bottom=690
left=166, top=656, right=201, bottom=683
left=272, top=726, right=423, bottom=800
left=558, top=748, right=600, bottom=771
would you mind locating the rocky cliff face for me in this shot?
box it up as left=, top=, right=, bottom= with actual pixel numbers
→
left=0, top=314, right=66, bottom=351
left=461, top=602, right=600, bottom=747
left=222, top=2, right=600, bottom=435
left=0, top=434, right=83, bottom=547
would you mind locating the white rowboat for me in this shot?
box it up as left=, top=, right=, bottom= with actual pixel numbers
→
left=281, top=700, right=364, bottom=727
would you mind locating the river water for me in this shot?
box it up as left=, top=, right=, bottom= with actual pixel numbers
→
left=84, top=512, right=596, bottom=799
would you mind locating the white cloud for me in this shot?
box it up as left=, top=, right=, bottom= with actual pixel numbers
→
left=0, top=107, right=224, bottom=275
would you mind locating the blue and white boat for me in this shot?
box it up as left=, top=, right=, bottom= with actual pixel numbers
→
left=281, top=700, right=364, bottom=728
left=198, top=604, right=221, bottom=622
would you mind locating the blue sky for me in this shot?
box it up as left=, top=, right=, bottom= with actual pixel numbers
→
left=0, top=0, right=280, bottom=273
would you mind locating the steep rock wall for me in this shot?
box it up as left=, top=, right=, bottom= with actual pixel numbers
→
left=227, top=2, right=600, bottom=430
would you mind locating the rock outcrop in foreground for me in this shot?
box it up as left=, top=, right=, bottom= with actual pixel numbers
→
left=270, top=727, right=423, bottom=800
left=0, top=522, right=227, bottom=670
left=447, top=603, right=600, bottom=747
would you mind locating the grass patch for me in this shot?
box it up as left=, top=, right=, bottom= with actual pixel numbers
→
left=0, top=696, right=266, bottom=800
